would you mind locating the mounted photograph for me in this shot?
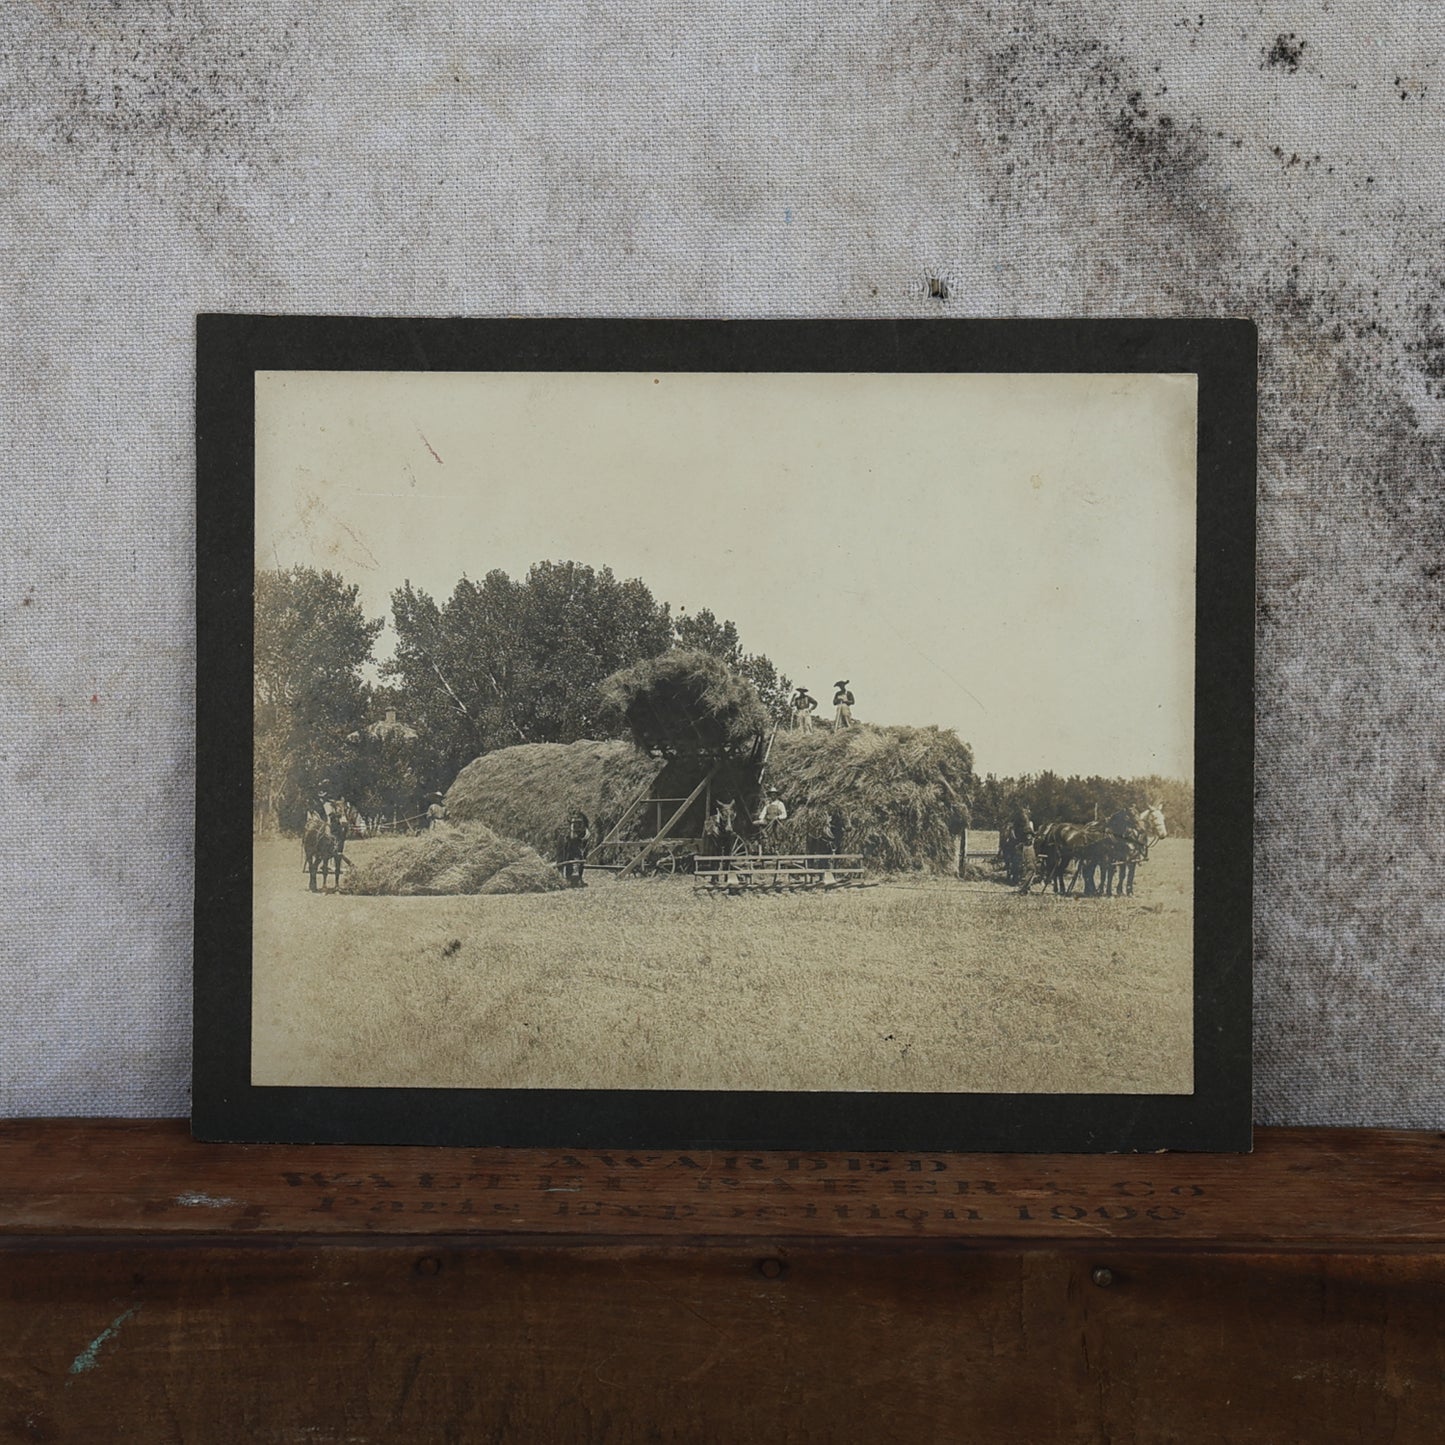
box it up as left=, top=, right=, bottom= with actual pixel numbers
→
left=196, top=317, right=1254, bottom=1149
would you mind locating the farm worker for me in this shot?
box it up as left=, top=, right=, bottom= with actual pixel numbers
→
left=1002, top=805, right=1034, bottom=887
left=759, top=787, right=788, bottom=826
left=832, top=681, right=855, bottom=731
left=790, top=686, right=818, bottom=731
left=314, top=780, right=343, bottom=839
left=426, top=793, right=447, bottom=829
left=756, top=788, right=788, bottom=843
left=561, top=809, right=591, bottom=887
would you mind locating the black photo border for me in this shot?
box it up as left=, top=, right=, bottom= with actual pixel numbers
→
left=195, top=315, right=1254, bottom=1152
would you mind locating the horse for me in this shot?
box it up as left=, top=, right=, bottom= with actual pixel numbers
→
left=703, top=799, right=766, bottom=857
left=1035, top=821, right=1109, bottom=896
left=702, top=798, right=770, bottom=884
left=1100, top=804, right=1168, bottom=896
left=302, top=809, right=350, bottom=892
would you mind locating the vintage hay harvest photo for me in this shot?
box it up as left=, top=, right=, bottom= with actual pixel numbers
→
left=248, top=357, right=1200, bottom=1106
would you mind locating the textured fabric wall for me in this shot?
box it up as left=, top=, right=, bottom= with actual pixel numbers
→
left=2, top=2, right=1440, bottom=1123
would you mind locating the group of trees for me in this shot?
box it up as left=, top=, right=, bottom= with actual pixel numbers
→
left=971, top=772, right=1195, bottom=837
left=255, top=561, right=1195, bottom=839
left=254, top=567, right=382, bottom=833
left=253, top=561, right=792, bottom=832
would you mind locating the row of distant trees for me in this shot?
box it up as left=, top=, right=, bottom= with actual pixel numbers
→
left=253, top=561, right=792, bottom=832
left=971, top=772, right=1195, bottom=838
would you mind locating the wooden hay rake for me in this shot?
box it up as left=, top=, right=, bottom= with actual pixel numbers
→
left=693, top=853, right=867, bottom=894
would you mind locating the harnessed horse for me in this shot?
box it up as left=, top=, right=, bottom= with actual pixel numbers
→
left=1034, top=821, right=1101, bottom=895
left=1100, top=804, right=1167, bottom=897
left=703, top=798, right=767, bottom=859
left=303, top=809, right=350, bottom=892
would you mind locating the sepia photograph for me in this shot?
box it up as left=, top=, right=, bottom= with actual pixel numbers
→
left=248, top=362, right=1198, bottom=1099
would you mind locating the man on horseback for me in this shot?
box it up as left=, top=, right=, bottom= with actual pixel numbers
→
left=313, top=780, right=344, bottom=840
left=303, top=780, right=350, bottom=892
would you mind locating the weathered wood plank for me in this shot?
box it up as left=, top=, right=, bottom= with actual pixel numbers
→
left=2, top=1240, right=1441, bottom=1444
left=3, top=1126, right=1443, bottom=1442
left=0, top=1123, right=1441, bottom=1246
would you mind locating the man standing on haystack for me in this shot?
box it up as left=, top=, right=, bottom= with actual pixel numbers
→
left=790, top=685, right=818, bottom=731
left=832, top=680, right=855, bottom=731
left=561, top=808, right=591, bottom=887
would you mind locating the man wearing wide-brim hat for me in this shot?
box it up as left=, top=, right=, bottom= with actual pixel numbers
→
left=831, top=680, right=855, bottom=731
left=790, top=684, right=818, bottom=731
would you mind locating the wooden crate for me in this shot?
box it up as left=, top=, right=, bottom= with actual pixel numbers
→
left=1, top=1123, right=1442, bottom=1442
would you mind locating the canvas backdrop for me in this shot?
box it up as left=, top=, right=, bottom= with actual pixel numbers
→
left=2, top=1, right=1440, bottom=1123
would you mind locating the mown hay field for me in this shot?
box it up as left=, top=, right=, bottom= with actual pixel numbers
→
left=252, top=836, right=1193, bottom=1094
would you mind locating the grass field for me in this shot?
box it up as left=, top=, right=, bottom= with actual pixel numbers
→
left=253, top=833, right=1193, bottom=1095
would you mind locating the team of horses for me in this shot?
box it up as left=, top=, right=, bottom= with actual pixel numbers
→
left=1000, top=804, right=1167, bottom=898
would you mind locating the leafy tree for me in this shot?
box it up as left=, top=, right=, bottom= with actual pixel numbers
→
left=382, top=565, right=798, bottom=790
left=254, top=566, right=382, bottom=832
left=515, top=561, right=678, bottom=741
left=384, top=562, right=678, bottom=788
left=346, top=726, right=422, bottom=825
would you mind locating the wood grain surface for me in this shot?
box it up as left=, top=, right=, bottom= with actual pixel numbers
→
left=2, top=1124, right=1442, bottom=1443
left=1, top=1121, right=1441, bottom=1245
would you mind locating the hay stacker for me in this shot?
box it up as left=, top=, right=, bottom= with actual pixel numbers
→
left=583, top=760, right=724, bottom=878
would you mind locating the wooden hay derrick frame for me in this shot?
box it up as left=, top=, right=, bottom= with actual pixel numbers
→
left=584, top=761, right=722, bottom=878
left=583, top=725, right=784, bottom=881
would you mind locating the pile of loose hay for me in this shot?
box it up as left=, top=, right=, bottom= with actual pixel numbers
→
left=763, top=725, right=974, bottom=873
left=445, top=739, right=660, bottom=858
left=598, top=649, right=769, bottom=757
left=444, top=724, right=974, bottom=874
left=340, top=822, right=567, bottom=896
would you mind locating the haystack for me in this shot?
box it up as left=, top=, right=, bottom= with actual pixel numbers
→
left=764, top=725, right=974, bottom=873
left=597, top=649, right=769, bottom=758
left=445, top=739, right=659, bottom=857
left=444, top=725, right=974, bottom=874
left=340, top=822, right=566, bottom=896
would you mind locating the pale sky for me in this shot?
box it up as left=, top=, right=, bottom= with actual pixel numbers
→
left=256, top=369, right=1196, bottom=781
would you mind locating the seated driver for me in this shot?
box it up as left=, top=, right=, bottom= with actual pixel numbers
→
left=756, top=787, right=788, bottom=839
